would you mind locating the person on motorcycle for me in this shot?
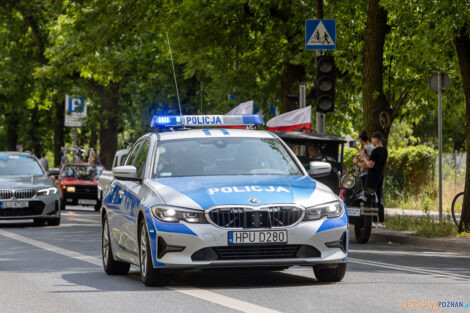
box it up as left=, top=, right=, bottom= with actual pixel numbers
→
left=360, top=132, right=388, bottom=228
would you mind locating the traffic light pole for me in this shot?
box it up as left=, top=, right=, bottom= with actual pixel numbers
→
left=316, top=50, right=325, bottom=133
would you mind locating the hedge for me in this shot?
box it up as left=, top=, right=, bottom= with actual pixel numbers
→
left=343, top=145, right=437, bottom=195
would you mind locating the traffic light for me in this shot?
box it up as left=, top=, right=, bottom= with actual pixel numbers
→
left=315, top=55, right=335, bottom=113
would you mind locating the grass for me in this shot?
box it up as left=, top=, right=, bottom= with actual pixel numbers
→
left=385, top=214, right=459, bottom=238
left=384, top=178, right=464, bottom=213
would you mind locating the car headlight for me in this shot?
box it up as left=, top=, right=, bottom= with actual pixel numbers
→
left=151, top=206, right=207, bottom=224
left=66, top=186, right=76, bottom=192
left=37, top=187, right=58, bottom=196
left=341, top=174, right=356, bottom=189
left=304, top=201, right=344, bottom=221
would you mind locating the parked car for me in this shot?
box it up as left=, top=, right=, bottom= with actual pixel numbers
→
left=0, top=152, right=60, bottom=226
left=57, top=164, right=103, bottom=211
left=98, top=149, right=129, bottom=203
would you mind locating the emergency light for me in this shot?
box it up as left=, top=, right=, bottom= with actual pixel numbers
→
left=150, top=114, right=264, bottom=128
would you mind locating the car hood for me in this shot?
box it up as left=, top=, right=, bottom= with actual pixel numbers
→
left=148, top=175, right=339, bottom=210
left=0, top=175, right=54, bottom=189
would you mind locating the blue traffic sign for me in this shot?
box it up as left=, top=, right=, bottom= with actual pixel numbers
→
left=305, top=19, right=336, bottom=50
left=66, top=96, right=85, bottom=113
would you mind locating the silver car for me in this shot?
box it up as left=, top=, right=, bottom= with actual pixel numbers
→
left=102, top=127, right=348, bottom=286
left=0, top=152, right=61, bottom=226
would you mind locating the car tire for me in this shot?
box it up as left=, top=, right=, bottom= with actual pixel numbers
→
left=48, top=216, right=61, bottom=226
left=139, top=220, right=170, bottom=287
left=94, top=200, right=102, bottom=212
left=102, top=217, right=130, bottom=275
left=354, top=215, right=372, bottom=244
left=313, top=263, right=347, bottom=282
left=60, top=200, right=66, bottom=210
left=33, top=218, right=46, bottom=226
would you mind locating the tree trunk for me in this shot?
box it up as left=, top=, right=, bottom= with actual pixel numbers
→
left=53, top=96, right=65, bottom=167
left=99, top=84, right=119, bottom=169
left=280, top=63, right=305, bottom=113
left=454, top=26, right=470, bottom=232
left=362, top=0, right=393, bottom=144
left=30, top=104, right=41, bottom=157
left=5, top=110, right=19, bottom=151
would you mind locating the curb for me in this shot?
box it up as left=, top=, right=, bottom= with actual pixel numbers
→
left=364, top=229, right=470, bottom=253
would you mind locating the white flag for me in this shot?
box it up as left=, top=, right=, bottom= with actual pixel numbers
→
left=226, top=100, right=254, bottom=115
left=267, top=106, right=312, bottom=131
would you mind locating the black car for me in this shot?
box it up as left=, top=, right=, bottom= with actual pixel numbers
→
left=0, top=152, right=61, bottom=226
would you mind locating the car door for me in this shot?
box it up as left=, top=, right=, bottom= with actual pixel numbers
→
left=107, top=140, right=143, bottom=256
left=119, top=139, right=150, bottom=255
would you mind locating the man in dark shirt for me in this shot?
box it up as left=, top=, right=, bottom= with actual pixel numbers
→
left=360, top=131, right=388, bottom=227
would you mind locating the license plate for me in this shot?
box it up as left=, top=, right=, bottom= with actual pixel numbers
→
left=348, top=207, right=361, bottom=217
left=0, top=201, right=29, bottom=209
left=228, top=230, right=287, bottom=245
left=78, top=199, right=97, bottom=205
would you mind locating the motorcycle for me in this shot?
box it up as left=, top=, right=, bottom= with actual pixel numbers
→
left=340, top=172, right=379, bottom=244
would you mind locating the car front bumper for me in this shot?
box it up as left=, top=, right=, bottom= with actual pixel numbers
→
left=0, top=194, right=60, bottom=220
left=146, top=213, right=348, bottom=269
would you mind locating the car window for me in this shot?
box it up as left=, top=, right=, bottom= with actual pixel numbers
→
left=0, top=156, right=44, bottom=176
left=134, top=140, right=149, bottom=178
left=60, top=165, right=103, bottom=179
left=153, top=137, right=302, bottom=178
left=125, top=141, right=143, bottom=166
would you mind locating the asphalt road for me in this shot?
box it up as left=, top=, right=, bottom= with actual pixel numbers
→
left=1, top=207, right=469, bottom=313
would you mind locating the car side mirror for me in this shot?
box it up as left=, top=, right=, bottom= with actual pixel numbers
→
left=113, top=166, right=140, bottom=181
left=309, top=161, right=331, bottom=177
left=49, top=168, right=60, bottom=176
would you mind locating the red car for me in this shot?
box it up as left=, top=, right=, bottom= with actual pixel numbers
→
left=58, top=164, right=103, bottom=211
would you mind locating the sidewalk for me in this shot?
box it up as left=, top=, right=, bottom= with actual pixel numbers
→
left=349, top=208, right=469, bottom=253
left=365, top=227, right=470, bottom=253
left=385, top=208, right=460, bottom=219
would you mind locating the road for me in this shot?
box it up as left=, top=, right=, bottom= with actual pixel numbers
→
left=1, top=207, right=469, bottom=313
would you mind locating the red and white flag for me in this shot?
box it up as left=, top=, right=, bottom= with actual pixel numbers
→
left=267, top=106, right=312, bottom=131
left=226, top=100, right=254, bottom=115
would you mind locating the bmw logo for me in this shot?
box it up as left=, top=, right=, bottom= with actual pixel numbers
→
left=249, top=197, right=260, bottom=204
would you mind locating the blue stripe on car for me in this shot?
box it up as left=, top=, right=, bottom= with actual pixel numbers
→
left=316, top=211, right=348, bottom=233
left=151, top=175, right=316, bottom=209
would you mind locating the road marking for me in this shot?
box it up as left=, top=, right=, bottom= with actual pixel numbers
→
left=0, top=229, right=280, bottom=313
left=349, top=257, right=470, bottom=280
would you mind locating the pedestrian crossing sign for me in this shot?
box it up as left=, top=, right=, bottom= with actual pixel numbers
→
left=305, top=19, right=336, bottom=50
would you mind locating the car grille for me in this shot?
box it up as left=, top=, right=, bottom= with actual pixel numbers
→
left=74, top=185, right=97, bottom=193
left=14, top=189, right=37, bottom=199
left=0, top=189, right=36, bottom=199
left=191, top=244, right=321, bottom=261
left=0, top=201, right=44, bottom=217
left=0, top=189, right=13, bottom=199
left=207, top=206, right=303, bottom=229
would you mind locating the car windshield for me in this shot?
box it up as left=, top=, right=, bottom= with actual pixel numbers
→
left=61, top=165, right=103, bottom=180
left=0, top=156, right=44, bottom=176
left=153, top=137, right=302, bottom=178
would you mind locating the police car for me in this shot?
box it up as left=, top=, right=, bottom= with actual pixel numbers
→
left=101, top=114, right=348, bottom=286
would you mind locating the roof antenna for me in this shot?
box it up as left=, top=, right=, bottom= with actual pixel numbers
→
left=166, top=31, right=183, bottom=118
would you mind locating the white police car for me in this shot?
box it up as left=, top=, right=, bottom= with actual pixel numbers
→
left=101, top=114, right=348, bottom=286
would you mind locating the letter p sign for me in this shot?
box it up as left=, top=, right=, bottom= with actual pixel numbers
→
left=67, top=96, right=85, bottom=113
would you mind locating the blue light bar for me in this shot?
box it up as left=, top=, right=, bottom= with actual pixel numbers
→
left=150, top=116, right=182, bottom=127
left=150, top=114, right=264, bottom=128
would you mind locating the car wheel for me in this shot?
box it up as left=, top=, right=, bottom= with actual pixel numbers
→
left=94, top=200, right=102, bottom=212
left=48, top=216, right=61, bottom=226
left=354, top=215, right=372, bottom=244
left=313, top=263, right=346, bottom=282
left=102, top=217, right=130, bottom=275
left=139, top=220, right=170, bottom=287
left=60, top=200, right=66, bottom=210
left=33, top=218, right=46, bottom=226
